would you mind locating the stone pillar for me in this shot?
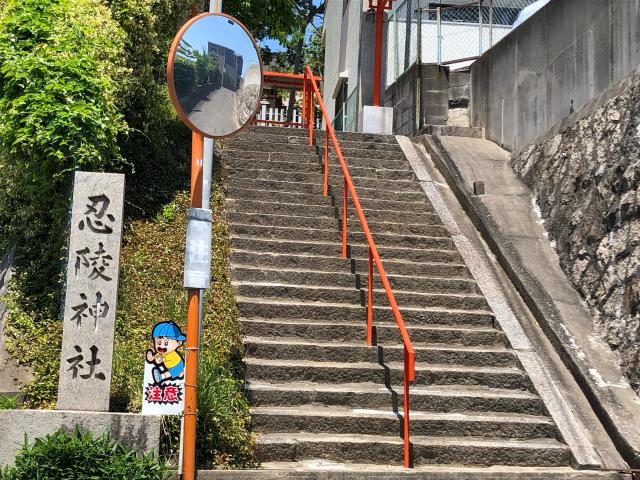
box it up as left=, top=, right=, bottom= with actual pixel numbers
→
left=57, top=172, right=125, bottom=412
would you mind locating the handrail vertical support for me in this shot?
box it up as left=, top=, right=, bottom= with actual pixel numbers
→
left=302, top=71, right=307, bottom=128
left=342, top=177, right=348, bottom=259
left=367, top=247, right=374, bottom=345
left=323, top=134, right=329, bottom=196
left=403, top=349, right=411, bottom=468
left=308, top=81, right=314, bottom=145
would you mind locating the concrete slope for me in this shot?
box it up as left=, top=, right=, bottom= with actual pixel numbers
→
left=419, top=133, right=640, bottom=470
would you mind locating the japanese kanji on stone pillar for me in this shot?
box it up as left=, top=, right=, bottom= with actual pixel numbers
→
left=57, top=171, right=125, bottom=411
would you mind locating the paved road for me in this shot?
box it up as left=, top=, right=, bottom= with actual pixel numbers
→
left=188, top=87, right=242, bottom=136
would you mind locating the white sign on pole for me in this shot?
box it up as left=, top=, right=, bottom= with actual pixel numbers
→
left=141, top=321, right=186, bottom=415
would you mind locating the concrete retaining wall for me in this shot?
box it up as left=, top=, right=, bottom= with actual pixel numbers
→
left=0, top=410, right=161, bottom=466
left=511, top=65, right=640, bottom=394
left=470, top=0, right=640, bottom=152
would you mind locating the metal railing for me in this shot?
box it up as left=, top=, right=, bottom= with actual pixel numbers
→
left=386, top=0, right=539, bottom=84
left=302, top=65, right=416, bottom=468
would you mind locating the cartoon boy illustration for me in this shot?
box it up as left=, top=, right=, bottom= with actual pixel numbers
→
left=146, top=321, right=186, bottom=384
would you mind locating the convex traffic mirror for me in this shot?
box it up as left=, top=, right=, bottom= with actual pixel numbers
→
left=167, top=13, right=263, bottom=138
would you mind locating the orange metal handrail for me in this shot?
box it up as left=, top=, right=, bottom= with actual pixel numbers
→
left=302, top=65, right=416, bottom=468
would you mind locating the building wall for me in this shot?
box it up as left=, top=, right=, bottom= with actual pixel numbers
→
left=322, top=1, right=384, bottom=131
left=470, top=0, right=640, bottom=152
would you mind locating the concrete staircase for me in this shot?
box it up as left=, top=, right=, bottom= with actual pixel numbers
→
left=222, top=126, right=572, bottom=469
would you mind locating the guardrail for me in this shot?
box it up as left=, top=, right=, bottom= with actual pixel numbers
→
left=302, top=65, right=416, bottom=468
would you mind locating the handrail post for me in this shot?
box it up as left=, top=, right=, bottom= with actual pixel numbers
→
left=324, top=133, right=329, bottom=196
left=367, top=247, right=374, bottom=345
left=308, top=86, right=314, bottom=144
left=403, top=347, right=411, bottom=468
left=342, top=176, right=348, bottom=259
left=302, top=70, right=307, bottom=128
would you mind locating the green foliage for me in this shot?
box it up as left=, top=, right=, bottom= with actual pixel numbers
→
left=221, top=0, right=298, bottom=42
left=105, top=0, right=193, bottom=217
left=0, top=0, right=128, bottom=316
left=0, top=394, right=18, bottom=410
left=0, top=428, right=173, bottom=480
left=2, top=291, right=61, bottom=408
left=111, top=157, right=256, bottom=468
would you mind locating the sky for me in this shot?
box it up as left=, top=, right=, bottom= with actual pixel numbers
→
left=181, top=15, right=260, bottom=75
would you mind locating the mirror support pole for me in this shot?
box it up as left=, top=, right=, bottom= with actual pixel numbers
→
left=183, top=132, right=204, bottom=480
left=210, top=0, right=222, bottom=13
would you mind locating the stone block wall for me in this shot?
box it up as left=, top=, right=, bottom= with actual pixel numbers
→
left=385, top=63, right=449, bottom=136
left=512, top=72, right=640, bottom=390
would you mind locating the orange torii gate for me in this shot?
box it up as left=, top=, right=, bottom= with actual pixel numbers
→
left=256, top=71, right=323, bottom=127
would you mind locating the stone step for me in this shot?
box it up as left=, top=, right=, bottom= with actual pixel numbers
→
left=224, top=149, right=320, bottom=164
left=240, top=318, right=505, bottom=346
left=251, top=406, right=557, bottom=440
left=199, top=465, right=625, bottom=480
left=229, top=158, right=415, bottom=181
left=228, top=177, right=324, bottom=195
left=233, top=283, right=488, bottom=311
left=238, top=301, right=496, bottom=329
left=246, top=381, right=546, bottom=415
left=225, top=143, right=317, bottom=155
left=227, top=212, right=447, bottom=236
left=225, top=131, right=312, bottom=146
left=330, top=147, right=405, bottom=161
left=343, top=208, right=439, bottom=225
left=230, top=251, right=471, bottom=279
left=333, top=196, right=434, bottom=217
left=229, top=237, right=462, bottom=264
left=244, top=358, right=531, bottom=390
left=226, top=199, right=336, bottom=217
left=226, top=189, right=330, bottom=207
left=229, top=224, right=453, bottom=250
left=327, top=138, right=402, bottom=152
left=228, top=131, right=403, bottom=152
left=230, top=169, right=423, bottom=194
left=254, top=432, right=572, bottom=467
left=330, top=155, right=410, bottom=170
left=244, top=337, right=516, bottom=367
left=230, top=266, right=477, bottom=294
left=245, top=126, right=397, bottom=144
left=228, top=177, right=427, bottom=203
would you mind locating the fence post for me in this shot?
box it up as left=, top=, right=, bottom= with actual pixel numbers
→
left=416, top=4, right=422, bottom=65
left=489, top=0, right=493, bottom=47
left=478, top=0, right=483, bottom=55
left=436, top=7, right=441, bottom=65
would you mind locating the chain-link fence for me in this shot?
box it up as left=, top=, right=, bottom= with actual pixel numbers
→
left=387, top=0, right=539, bottom=85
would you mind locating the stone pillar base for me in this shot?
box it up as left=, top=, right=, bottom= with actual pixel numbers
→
left=359, top=106, right=393, bottom=135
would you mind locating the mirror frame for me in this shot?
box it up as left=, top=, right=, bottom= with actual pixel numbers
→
left=167, top=12, right=264, bottom=139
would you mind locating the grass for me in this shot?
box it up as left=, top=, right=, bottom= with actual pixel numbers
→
left=0, top=427, right=173, bottom=480
left=0, top=394, right=18, bottom=410
left=110, top=156, right=256, bottom=468
left=4, top=152, right=256, bottom=468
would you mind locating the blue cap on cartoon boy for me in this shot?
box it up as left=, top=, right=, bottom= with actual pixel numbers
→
left=152, top=321, right=186, bottom=341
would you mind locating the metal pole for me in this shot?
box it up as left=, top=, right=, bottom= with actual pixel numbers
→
left=488, top=0, right=493, bottom=47
left=373, top=0, right=388, bottom=107
left=182, top=132, right=204, bottom=480
left=436, top=7, right=441, bottom=65
left=478, top=0, right=483, bottom=55
left=416, top=4, right=422, bottom=65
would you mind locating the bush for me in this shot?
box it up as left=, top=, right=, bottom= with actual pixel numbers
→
left=0, top=0, right=128, bottom=316
left=0, top=428, right=173, bottom=480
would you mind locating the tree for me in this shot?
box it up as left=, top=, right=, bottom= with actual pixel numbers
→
left=280, top=0, right=325, bottom=121
left=208, top=0, right=298, bottom=42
